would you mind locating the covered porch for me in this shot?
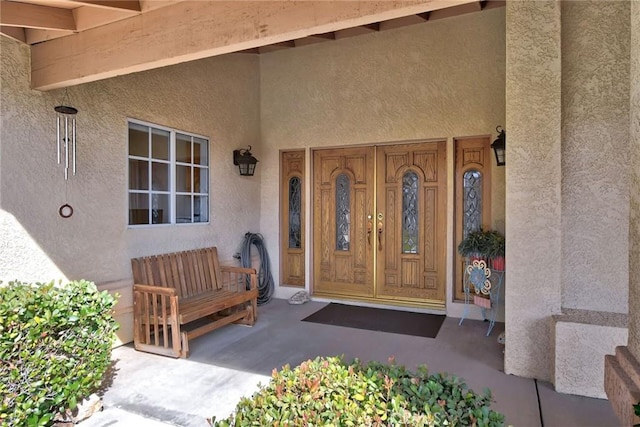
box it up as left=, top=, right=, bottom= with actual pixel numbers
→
left=1, top=0, right=639, bottom=423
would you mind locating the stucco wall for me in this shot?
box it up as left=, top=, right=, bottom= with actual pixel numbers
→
left=0, top=36, right=261, bottom=341
left=554, top=311, right=628, bottom=398
left=505, top=0, right=562, bottom=382
left=629, top=1, right=640, bottom=361
left=561, top=1, right=629, bottom=314
left=259, top=8, right=506, bottom=319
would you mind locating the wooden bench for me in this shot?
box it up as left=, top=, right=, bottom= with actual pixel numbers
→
left=131, top=247, right=258, bottom=358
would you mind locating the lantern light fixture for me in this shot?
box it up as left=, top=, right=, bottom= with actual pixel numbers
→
left=55, top=104, right=78, bottom=180
left=233, top=146, right=259, bottom=176
left=491, top=126, right=506, bottom=166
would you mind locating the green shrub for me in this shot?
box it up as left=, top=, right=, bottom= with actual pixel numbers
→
left=0, top=280, right=119, bottom=427
left=211, top=356, right=505, bottom=427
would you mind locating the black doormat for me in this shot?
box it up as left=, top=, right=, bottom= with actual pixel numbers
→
left=302, top=303, right=445, bottom=339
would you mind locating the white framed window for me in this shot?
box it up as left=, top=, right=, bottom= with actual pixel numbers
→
left=128, top=120, right=209, bottom=226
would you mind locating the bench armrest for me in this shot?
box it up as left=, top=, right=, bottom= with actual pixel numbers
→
left=220, top=266, right=257, bottom=275
left=133, top=284, right=177, bottom=297
left=219, top=266, right=257, bottom=291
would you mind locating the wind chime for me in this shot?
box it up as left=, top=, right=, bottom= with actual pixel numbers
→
left=55, top=104, right=78, bottom=180
left=54, top=100, right=78, bottom=218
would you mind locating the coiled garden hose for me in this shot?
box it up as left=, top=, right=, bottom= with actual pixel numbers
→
left=240, top=232, right=274, bottom=305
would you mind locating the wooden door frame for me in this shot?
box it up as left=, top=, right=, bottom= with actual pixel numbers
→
left=280, top=150, right=305, bottom=287
left=453, top=136, right=492, bottom=301
left=309, top=139, right=448, bottom=308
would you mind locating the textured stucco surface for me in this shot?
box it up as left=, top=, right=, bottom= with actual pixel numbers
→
left=561, top=1, right=629, bottom=314
left=504, top=1, right=562, bottom=381
left=259, top=8, right=506, bottom=317
left=554, top=317, right=628, bottom=398
left=0, top=36, right=261, bottom=283
left=629, top=1, right=640, bottom=361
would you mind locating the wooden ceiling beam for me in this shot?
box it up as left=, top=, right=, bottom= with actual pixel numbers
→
left=294, top=33, right=335, bottom=48
left=258, top=41, right=296, bottom=54
left=31, top=0, right=479, bottom=91
left=73, top=7, right=139, bottom=31
left=483, top=1, right=506, bottom=10
left=360, top=23, right=380, bottom=32
left=138, top=0, right=185, bottom=13
left=379, top=14, right=429, bottom=31
left=25, top=28, right=74, bottom=44
left=428, top=1, right=482, bottom=20
left=0, top=25, right=26, bottom=43
left=72, top=0, right=141, bottom=12
left=310, top=32, right=336, bottom=40
left=0, top=1, right=76, bottom=31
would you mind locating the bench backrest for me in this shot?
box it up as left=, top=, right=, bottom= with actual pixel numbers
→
left=131, top=247, right=223, bottom=299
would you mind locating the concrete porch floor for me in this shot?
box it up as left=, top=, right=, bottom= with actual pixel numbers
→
left=82, top=299, right=619, bottom=427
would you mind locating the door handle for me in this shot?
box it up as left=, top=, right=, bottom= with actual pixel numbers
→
left=367, top=220, right=373, bottom=245
left=377, top=221, right=383, bottom=251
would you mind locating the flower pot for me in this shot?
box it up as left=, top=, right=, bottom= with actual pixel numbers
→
left=469, top=254, right=486, bottom=262
left=473, top=294, right=491, bottom=309
left=491, top=257, right=505, bottom=271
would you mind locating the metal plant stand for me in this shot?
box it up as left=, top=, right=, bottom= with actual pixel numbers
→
left=458, top=259, right=505, bottom=336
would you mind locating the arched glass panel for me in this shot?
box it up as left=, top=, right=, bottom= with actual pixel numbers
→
left=288, top=177, right=301, bottom=249
left=463, top=170, right=482, bottom=238
left=335, top=174, right=351, bottom=251
left=402, top=171, right=419, bottom=254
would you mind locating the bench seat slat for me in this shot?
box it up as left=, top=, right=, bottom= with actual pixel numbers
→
left=180, top=288, right=258, bottom=324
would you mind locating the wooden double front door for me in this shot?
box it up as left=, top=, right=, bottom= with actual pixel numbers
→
left=313, top=142, right=447, bottom=306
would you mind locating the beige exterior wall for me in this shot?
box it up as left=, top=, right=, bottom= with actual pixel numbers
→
left=505, top=0, right=562, bottom=382
left=0, top=37, right=261, bottom=344
left=629, top=0, right=640, bottom=361
left=259, top=8, right=506, bottom=319
left=555, top=313, right=627, bottom=399
left=506, top=0, right=632, bottom=387
left=561, top=1, right=629, bottom=314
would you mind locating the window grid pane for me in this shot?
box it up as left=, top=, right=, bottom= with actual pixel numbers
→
left=402, top=171, right=419, bottom=254
left=463, top=170, right=482, bottom=238
left=151, top=129, right=170, bottom=160
left=194, top=196, right=208, bottom=223
left=288, top=177, right=302, bottom=249
left=335, top=174, right=351, bottom=251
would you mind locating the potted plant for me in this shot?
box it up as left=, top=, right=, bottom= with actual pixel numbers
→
left=485, top=230, right=505, bottom=271
left=458, top=229, right=505, bottom=270
left=457, top=228, right=490, bottom=261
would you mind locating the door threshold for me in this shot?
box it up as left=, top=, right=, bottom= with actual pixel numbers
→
left=312, top=294, right=446, bottom=315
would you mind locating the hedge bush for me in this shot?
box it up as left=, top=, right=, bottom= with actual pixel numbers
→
left=211, top=356, right=505, bottom=427
left=0, top=280, right=118, bottom=427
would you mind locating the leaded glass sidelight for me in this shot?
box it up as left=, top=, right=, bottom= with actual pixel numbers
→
left=335, top=174, right=351, bottom=251
left=402, top=171, right=419, bottom=254
left=463, top=170, right=482, bottom=238
left=288, top=177, right=302, bottom=249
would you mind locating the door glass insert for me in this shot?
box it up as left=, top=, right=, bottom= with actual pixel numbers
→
left=463, top=170, right=482, bottom=237
left=335, top=174, right=351, bottom=251
left=289, top=177, right=302, bottom=249
left=402, top=171, right=419, bottom=254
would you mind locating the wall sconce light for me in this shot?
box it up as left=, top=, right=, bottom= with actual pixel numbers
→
left=233, top=146, right=259, bottom=176
left=55, top=104, right=78, bottom=180
left=491, top=126, right=506, bottom=166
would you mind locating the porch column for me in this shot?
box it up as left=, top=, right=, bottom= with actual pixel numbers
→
left=604, top=2, right=640, bottom=424
left=504, top=0, right=562, bottom=381
left=628, top=0, right=640, bottom=364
